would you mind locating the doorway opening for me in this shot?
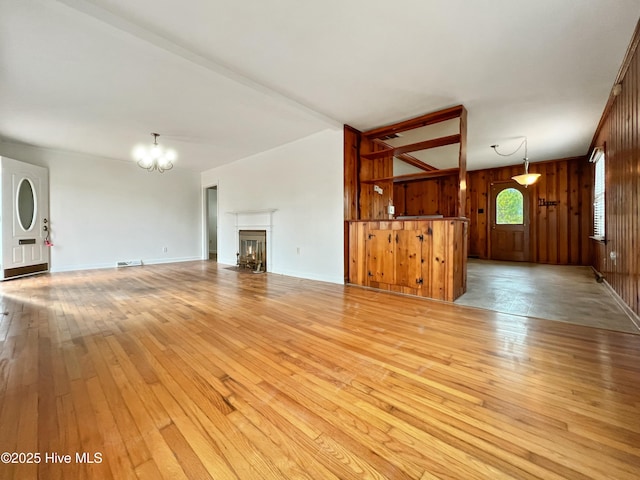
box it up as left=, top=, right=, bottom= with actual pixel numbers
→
left=206, top=186, right=217, bottom=261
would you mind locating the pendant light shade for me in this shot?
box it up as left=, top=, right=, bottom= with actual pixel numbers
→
left=512, top=159, right=541, bottom=186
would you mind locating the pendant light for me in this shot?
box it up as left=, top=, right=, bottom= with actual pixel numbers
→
left=511, top=159, right=541, bottom=186
left=491, top=136, right=540, bottom=187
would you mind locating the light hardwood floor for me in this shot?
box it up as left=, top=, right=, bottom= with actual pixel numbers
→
left=0, top=261, right=639, bottom=479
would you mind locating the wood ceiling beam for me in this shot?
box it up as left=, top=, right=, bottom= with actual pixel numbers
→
left=362, top=105, right=464, bottom=140
left=360, top=167, right=460, bottom=184
left=395, top=153, right=438, bottom=171
left=361, top=134, right=460, bottom=160
left=372, top=139, right=438, bottom=171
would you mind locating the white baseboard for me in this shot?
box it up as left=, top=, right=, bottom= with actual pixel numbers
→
left=143, top=256, right=201, bottom=266
left=217, top=258, right=342, bottom=284
left=272, top=268, right=343, bottom=285
left=50, top=256, right=201, bottom=273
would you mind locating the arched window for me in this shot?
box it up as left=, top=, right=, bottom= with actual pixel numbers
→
left=496, top=188, right=524, bottom=225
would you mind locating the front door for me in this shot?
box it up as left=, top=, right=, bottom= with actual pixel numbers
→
left=490, top=181, right=529, bottom=262
left=1, top=157, right=50, bottom=279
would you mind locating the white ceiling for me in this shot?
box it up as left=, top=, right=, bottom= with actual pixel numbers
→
left=1, top=0, right=639, bottom=172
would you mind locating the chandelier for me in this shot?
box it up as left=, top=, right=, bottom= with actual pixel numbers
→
left=491, top=136, right=541, bottom=187
left=134, top=133, right=176, bottom=173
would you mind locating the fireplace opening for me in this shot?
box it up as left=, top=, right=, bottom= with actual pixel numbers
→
left=237, top=230, right=266, bottom=272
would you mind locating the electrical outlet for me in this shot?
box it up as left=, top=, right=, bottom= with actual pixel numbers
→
left=163, top=246, right=168, bottom=253
left=296, top=247, right=301, bottom=255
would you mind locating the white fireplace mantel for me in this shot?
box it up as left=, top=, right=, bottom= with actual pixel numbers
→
left=227, top=209, right=277, bottom=214
left=227, top=209, right=277, bottom=228
left=228, top=209, right=276, bottom=271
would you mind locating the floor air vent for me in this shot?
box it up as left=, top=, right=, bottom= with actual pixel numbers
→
left=116, top=260, right=143, bottom=268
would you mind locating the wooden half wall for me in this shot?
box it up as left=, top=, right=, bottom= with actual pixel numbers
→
left=590, top=19, right=640, bottom=317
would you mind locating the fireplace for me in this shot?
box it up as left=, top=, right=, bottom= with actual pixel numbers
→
left=237, top=230, right=266, bottom=272
left=231, top=209, right=275, bottom=273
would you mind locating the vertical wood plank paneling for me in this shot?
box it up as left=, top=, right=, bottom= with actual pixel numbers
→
left=458, top=108, right=468, bottom=217
left=399, top=175, right=467, bottom=217
left=590, top=21, right=640, bottom=317
left=393, top=183, right=406, bottom=216
left=359, top=138, right=373, bottom=219
left=405, top=181, right=424, bottom=215
left=465, top=157, right=591, bottom=265
left=467, top=171, right=489, bottom=258
left=557, top=161, right=569, bottom=264
left=343, top=126, right=360, bottom=221
left=349, top=222, right=368, bottom=285
left=359, top=139, right=393, bottom=220
left=420, top=221, right=433, bottom=296
left=440, top=175, right=459, bottom=217
left=344, top=126, right=360, bottom=282
left=466, top=172, right=478, bottom=255
left=546, top=162, right=559, bottom=264
left=536, top=165, right=549, bottom=264
left=527, top=165, right=539, bottom=263
left=430, top=221, right=447, bottom=300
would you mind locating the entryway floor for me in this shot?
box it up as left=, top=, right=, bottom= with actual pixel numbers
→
left=455, top=259, right=640, bottom=334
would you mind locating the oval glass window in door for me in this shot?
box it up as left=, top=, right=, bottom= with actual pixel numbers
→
left=17, top=178, right=37, bottom=231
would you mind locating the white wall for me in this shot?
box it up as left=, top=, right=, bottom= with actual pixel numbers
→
left=0, top=141, right=201, bottom=272
left=201, top=128, right=344, bottom=284
left=393, top=157, right=423, bottom=176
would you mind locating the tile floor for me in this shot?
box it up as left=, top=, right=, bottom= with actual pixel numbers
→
left=455, top=259, right=640, bottom=334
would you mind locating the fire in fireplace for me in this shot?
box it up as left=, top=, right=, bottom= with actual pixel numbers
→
left=237, top=230, right=266, bottom=272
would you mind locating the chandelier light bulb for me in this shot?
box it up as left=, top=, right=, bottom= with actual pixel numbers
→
left=133, top=146, right=146, bottom=159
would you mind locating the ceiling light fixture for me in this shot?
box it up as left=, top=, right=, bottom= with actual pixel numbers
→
left=490, top=136, right=540, bottom=187
left=133, top=133, right=176, bottom=173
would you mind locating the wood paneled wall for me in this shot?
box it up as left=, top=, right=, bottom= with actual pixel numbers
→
left=359, top=137, right=393, bottom=220
left=344, top=126, right=360, bottom=221
left=591, top=21, right=640, bottom=317
left=465, top=158, right=592, bottom=265
left=393, top=175, right=459, bottom=218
